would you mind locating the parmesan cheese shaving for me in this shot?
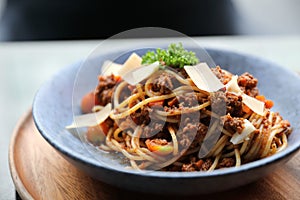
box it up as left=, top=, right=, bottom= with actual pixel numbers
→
left=122, top=61, right=160, bottom=85
left=101, top=60, right=122, bottom=76
left=118, top=53, right=142, bottom=76
left=184, top=63, right=224, bottom=92
left=66, top=103, right=112, bottom=129
left=242, top=94, right=265, bottom=116
left=230, top=119, right=256, bottom=145
left=226, top=75, right=242, bottom=94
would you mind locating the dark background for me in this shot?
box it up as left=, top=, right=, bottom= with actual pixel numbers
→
left=0, top=0, right=300, bottom=41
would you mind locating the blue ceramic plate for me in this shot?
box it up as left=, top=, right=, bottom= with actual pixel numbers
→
left=32, top=46, right=300, bottom=195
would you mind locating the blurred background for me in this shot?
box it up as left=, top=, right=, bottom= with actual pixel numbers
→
left=0, top=0, right=300, bottom=41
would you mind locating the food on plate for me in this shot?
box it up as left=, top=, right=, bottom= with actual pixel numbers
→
left=66, top=43, right=292, bottom=171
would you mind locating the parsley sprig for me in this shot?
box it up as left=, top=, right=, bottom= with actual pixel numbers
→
left=141, top=43, right=199, bottom=68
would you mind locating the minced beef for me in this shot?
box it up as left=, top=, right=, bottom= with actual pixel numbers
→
left=238, top=72, right=259, bottom=97
left=190, top=123, right=208, bottom=149
left=225, top=92, right=244, bottom=117
left=211, top=68, right=259, bottom=97
left=180, top=122, right=198, bottom=148
left=95, top=74, right=118, bottom=106
left=175, top=68, right=189, bottom=78
left=182, top=159, right=204, bottom=172
left=130, top=105, right=151, bottom=125
left=209, top=91, right=226, bottom=115
left=152, top=72, right=181, bottom=94
left=209, top=91, right=245, bottom=117
left=118, top=116, right=135, bottom=130
left=178, top=157, right=234, bottom=171
left=181, top=157, right=213, bottom=172
left=211, top=66, right=232, bottom=84
left=201, top=158, right=213, bottom=171
left=217, top=157, right=235, bottom=168
left=140, top=121, right=165, bottom=138
left=164, top=93, right=208, bottom=114
left=177, top=93, right=202, bottom=107
left=181, top=156, right=205, bottom=172
left=177, top=117, right=199, bottom=148
left=221, top=114, right=244, bottom=134
left=176, top=116, right=208, bottom=149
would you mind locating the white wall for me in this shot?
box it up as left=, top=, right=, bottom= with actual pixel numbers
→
left=232, top=0, right=300, bottom=35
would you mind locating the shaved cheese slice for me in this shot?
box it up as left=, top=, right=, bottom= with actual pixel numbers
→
left=66, top=103, right=112, bottom=129
left=122, top=61, right=160, bottom=85
left=118, top=53, right=142, bottom=76
left=242, top=94, right=265, bottom=116
left=230, top=119, right=256, bottom=145
left=101, top=60, right=122, bottom=76
left=226, top=75, right=242, bottom=94
left=184, top=63, right=224, bottom=92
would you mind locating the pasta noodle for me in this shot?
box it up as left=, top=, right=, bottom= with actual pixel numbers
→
left=78, top=48, right=292, bottom=172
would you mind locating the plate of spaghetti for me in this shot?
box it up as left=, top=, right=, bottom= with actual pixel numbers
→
left=33, top=42, right=300, bottom=195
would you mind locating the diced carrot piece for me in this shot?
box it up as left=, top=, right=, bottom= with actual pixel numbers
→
left=148, top=100, right=164, bottom=107
left=256, top=95, right=274, bottom=109
left=255, top=95, right=266, bottom=102
left=167, top=98, right=178, bottom=107
left=242, top=104, right=251, bottom=113
left=239, top=78, right=247, bottom=86
left=114, top=75, right=122, bottom=83
left=81, top=92, right=95, bottom=114
left=194, top=159, right=204, bottom=169
left=99, top=122, right=110, bottom=135
left=265, top=99, right=274, bottom=109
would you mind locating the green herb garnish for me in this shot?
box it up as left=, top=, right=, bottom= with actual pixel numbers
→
left=141, top=43, right=199, bottom=68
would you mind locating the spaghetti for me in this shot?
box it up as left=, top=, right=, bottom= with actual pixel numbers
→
left=77, top=48, right=292, bottom=172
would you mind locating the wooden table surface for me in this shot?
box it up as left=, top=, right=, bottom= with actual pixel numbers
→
left=9, top=110, right=300, bottom=200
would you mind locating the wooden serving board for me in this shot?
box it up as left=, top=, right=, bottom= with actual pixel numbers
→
left=9, top=110, right=300, bottom=200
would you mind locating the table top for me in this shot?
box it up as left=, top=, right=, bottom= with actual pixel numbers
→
left=1, top=35, right=300, bottom=199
